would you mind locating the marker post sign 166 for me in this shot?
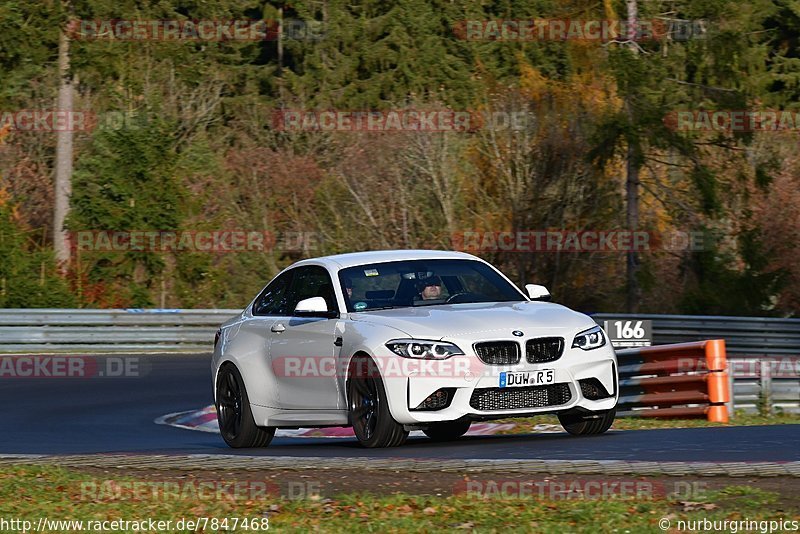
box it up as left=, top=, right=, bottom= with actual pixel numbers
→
left=603, top=320, right=652, bottom=348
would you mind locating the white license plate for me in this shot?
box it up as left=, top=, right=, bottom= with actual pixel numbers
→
left=499, top=369, right=555, bottom=388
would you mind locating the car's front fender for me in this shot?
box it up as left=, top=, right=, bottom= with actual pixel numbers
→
left=339, top=318, right=412, bottom=419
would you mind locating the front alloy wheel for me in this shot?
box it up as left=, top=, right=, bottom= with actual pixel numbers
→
left=216, top=364, right=275, bottom=448
left=348, top=356, right=408, bottom=448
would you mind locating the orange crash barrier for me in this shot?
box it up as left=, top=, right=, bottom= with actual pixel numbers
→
left=615, top=339, right=729, bottom=422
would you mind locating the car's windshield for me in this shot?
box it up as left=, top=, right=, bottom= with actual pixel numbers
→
left=338, top=259, right=525, bottom=312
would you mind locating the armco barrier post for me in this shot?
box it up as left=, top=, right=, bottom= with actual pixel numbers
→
left=759, top=360, right=772, bottom=416
left=705, top=339, right=729, bottom=423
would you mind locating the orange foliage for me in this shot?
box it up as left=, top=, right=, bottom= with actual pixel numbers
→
left=65, top=268, right=132, bottom=308
left=223, top=146, right=325, bottom=228
left=751, top=164, right=800, bottom=312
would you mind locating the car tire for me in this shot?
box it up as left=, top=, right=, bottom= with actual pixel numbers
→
left=422, top=419, right=471, bottom=441
left=216, top=363, right=275, bottom=448
left=558, top=407, right=616, bottom=436
left=348, top=356, right=409, bottom=448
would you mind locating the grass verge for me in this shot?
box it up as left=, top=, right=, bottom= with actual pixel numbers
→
left=0, top=465, right=796, bottom=533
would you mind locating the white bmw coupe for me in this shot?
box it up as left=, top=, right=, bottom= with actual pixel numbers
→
left=212, top=250, right=618, bottom=448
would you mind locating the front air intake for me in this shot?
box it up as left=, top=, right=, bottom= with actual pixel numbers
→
left=469, top=383, right=572, bottom=411
left=579, top=378, right=612, bottom=400
left=412, top=388, right=455, bottom=411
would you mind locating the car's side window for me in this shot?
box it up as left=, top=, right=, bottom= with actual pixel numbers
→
left=285, top=265, right=339, bottom=314
left=252, top=270, right=294, bottom=316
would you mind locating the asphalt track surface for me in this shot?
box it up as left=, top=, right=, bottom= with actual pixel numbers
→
left=2, top=354, right=798, bottom=461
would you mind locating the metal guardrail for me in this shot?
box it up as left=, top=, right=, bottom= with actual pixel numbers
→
left=594, top=314, right=800, bottom=415
left=0, top=309, right=239, bottom=352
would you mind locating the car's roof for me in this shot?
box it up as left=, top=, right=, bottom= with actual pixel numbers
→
left=295, top=249, right=481, bottom=270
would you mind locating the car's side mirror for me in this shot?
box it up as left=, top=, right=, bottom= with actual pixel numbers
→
left=294, top=296, right=338, bottom=318
left=525, top=284, right=551, bottom=302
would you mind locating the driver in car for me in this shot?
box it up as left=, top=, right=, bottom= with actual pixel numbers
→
left=417, top=275, right=444, bottom=301
left=344, top=277, right=353, bottom=298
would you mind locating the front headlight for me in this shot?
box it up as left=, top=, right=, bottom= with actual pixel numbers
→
left=386, top=339, right=464, bottom=360
left=571, top=325, right=606, bottom=350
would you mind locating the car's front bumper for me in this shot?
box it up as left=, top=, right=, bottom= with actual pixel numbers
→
left=381, top=344, right=618, bottom=425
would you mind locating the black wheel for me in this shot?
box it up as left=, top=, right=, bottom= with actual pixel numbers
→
left=558, top=408, right=616, bottom=436
left=347, top=356, right=408, bottom=448
left=215, top=363, right=275, bottom=448
left=422, top=419, right=471, bottom=441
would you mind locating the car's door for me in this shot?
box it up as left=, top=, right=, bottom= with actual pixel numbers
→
left=268, top=265, right=343, bottom=410
left=239, top=269, right=296, bottom=407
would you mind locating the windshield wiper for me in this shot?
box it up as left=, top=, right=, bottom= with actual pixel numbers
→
left=352, top=304, right=413, bottom=312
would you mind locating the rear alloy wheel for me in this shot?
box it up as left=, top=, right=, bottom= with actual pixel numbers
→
left=216, top=364, right=275, bottom=448
left=558, top=408, right=616, bottom=436
left=422, top=419, right=471, bottom=441
left=348, top=356, right=408, bottom=448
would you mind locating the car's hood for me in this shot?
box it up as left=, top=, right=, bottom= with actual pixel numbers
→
left=349, top=301, right=594, bottom=340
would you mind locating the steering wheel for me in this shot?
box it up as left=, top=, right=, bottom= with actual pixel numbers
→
left=445, top=292, right=481, bottom=304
